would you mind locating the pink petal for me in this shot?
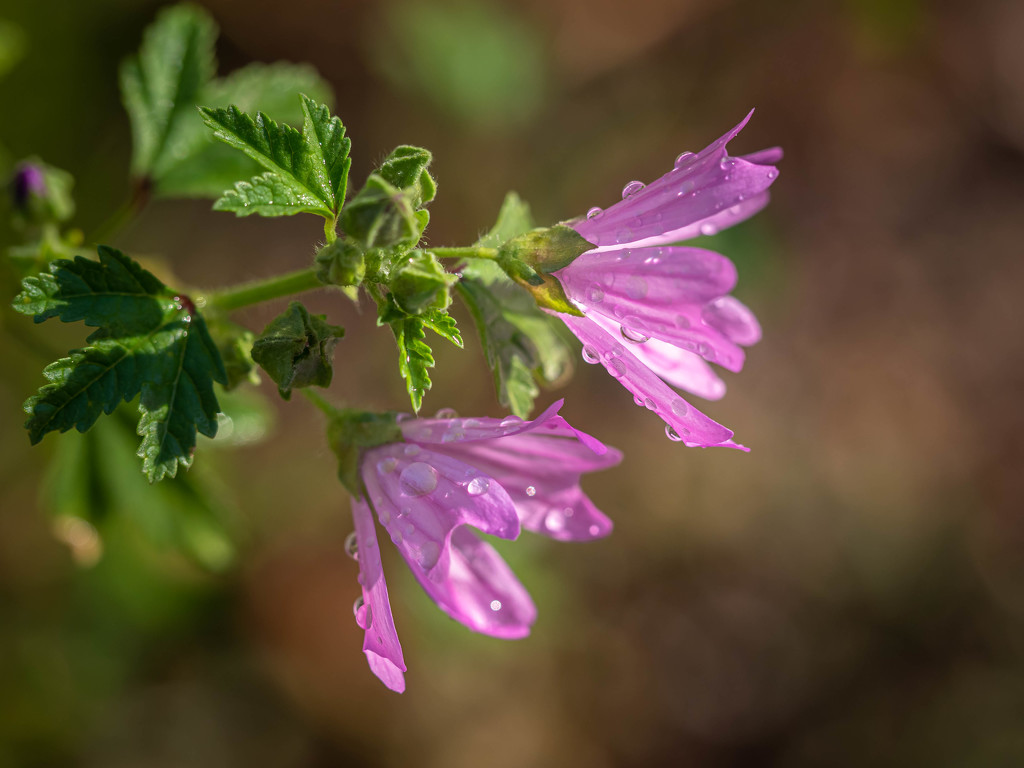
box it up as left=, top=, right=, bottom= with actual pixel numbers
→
left=363, top=447, right=535, bottom=638
left=560, top=312, right=738, bottom=447
left=618, top=191, right=771, bottom=248
left=571, top=112, right=780, bottom=249
left=701, top=295, right=762, bottom=346
left=587, top=311, right=726, bottom=400
left=350, top=496, right=407, bottom=693
left=399, top=400, right=565, bottom=445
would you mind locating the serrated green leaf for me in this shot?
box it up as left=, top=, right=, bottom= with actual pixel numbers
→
left=120, top=4, right=217, bottom=179
left=16, top=247, right=227, bottom=482
left=390, top=249, right=457, bottom=315
left=250, top=301, right=344, bottom=399
left=379, top=295, right=461, bottom=411
left=199, top=96, right=350, bottom=219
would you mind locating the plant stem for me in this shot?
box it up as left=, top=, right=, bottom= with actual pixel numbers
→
left=301, top=387, right=339, bottom=417
left=205, top=267, right=323, bottom=312
left=90, top=177, right=152, bottom=245
left=430, top=246, right=499, bottom=261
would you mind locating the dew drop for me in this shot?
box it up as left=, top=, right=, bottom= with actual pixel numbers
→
left=376, top=457, right=398, bottom=475
left=489, top=600, right=502, bottom=612
left=344, top=531, right=359, bottom=560
left=582, top=345, right=600, bottom=364
left=615, top=228, right=633, bottom=244
left=605, top=342, right=625, bottom=358
left=700, top=222, right=718, bottom=236
left=670, top=399, right=689, bottom=418
left=634, top=395, right=645, bottom=407
left=441, top=426, right=466, bottom=443
left=586, top=284, right=605, bottom=303
left=467, top=476, right=490, bottom=496
left=643, top=397, right=657, bottom=411
left=400, top=506, right=412, bottom=517
left=767, top=169, right=778, bottom=179
left=403, top=444, right=421, bottom=457
left=666, top=425, right=684, bottom=442
left=545, top=509, right=566, bottom=532
left=674, top=314, right=691, bottom=329
left=698, top=342, right=714, bottom=359
left=378, top=507, right=391, bottom=525
left=417, top=541, right=440, bottom=569
left=353, top=596, right=373, bottom=630
left=606, top=359, right=626, bottom=378
left=525, top=485, right=537, bottom=497
left=588, top=524, right=601, bottom=536
left=586, top=206, right=602, bottom=219
left=674, top=151, right=696, bottom=168
left=620, top=326, right=650, bottom=344
left=399, top=462, right=438, bottom=497
left=500, top=414, right=523, bottom=427
left=621, top=180, right=645, bottom=198
left=435, top=407, right=458, bottom=419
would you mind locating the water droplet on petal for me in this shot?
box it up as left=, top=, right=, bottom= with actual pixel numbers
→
left=767, top=169, right=778, bottom=180
left=621, top=180, right=645, bottom=198
left=376, top=457, right=398, bottom=474
left=500, top=414, right=523, bottom=427
left=467, top=477, right=490, bottom=496
left=525, top=485, right=537, bottom=497
left=586, top=206, right=602, bottom=219
left=620, top=326, right=650, bottom=344
left=344, top=532, right=359, bottom=560
left=615, top=228, right=633, bottom=244
left=489, top=600, right=502, bottom=611
left=586, top=284, right=605, bottom=303
left=588, top=524, right=601, bottom=536
left=416, top=541, right=440, bottom=569
left=634, top=395, right=645, bottom=407
left=545, top=509, right=566, bottom=532
left=674, top=315, right=691, bottom=328
left=582, top=345, right=600, bottom=364
left=644, top=397, right=657, bottom=411
left=698, top=342, right=715, bottom=360
left=378, top=507, right=392, bottom=525
left=403, top=444, right=421, bottom=457
left=666, top=425, right=684, bottom=441
left=607, top=359, right=626, bottom=378
left=353, top=596, right=373, bottom=629
left=399, top=462, right=438, bottom=497
left=671, top=399, right=689, bottom=418
left=674, top=151, right=696, bottom=168
left=441, top=426, right=466, bottom=443
left=700, top=222, right=718, bottom=236
left=435, top=407, right=458, bottom=419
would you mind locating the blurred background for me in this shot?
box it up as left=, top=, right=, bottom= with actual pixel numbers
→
left=2, top=0, right=1024, bottom=765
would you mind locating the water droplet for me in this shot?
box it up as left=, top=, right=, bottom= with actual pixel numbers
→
left=604, top=342, right=625, bottom=358
left=501, top=415, right=523, bottom=427
left=674, top=151, right=696, bottom=168
left=489, top=600, right=502, bottom=612
left=615, top=228, right=633, bottom=244
left=399, top=462, right=438, bottom=497
left=634, top=395, right=645, bottom=407
left=378, top=507, right=392, bottom=525
left=391, top=530, right=403, bottom=545
left=344, top=531, right=359, bottom=560
left=435, top=407, right=458, bottom=419
left=525, top=485, right=537, bottom=497
left=588, top=524, right=601, bottom=536
left=582, top=345, right=600, bottom=364
left=417, top=541, right=440, bottom=569
left=700, top=222, right=718, bottom=236
left=671, top=399, right=689, bottom=418
left=400, top=506, right=412, bottom=517
left=607, top=359, right=626, bottom=378
left=586, top=284, right=605, bottom=303
left=767, top=169, right=778, bottom=179
left=643, top=397, right=657, bottom=411
left=376, top=457, right=398, bottom=475
left=403, top=444, right=421, bottom=457
left=586, top=206, right=602, bottom=219
left=353, top=596, right=373, bottom=629
left=698, top=342, right=714, bottom=360
left=624, top=276, right=648, bottom=299
left=467, top=476, right=490, bottom=496
left=545, top=509, right=566, bottom=532
left=674, top=315, right=691, bottom=328
left=442, top=426, right=466, bottom=443
left=621, top=180, right=645, bottom=198
left=620, top=326, right=650, bottom=344
left=666, top=425, right=684, bottom=441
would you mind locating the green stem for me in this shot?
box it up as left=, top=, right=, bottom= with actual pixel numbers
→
left=204, top=267, right=323, bottom=312
left=430, top=246, right=499, bottom=261
left=90, top=177, right=152, bottom=245
left=301, top=387, right=340, bottom=417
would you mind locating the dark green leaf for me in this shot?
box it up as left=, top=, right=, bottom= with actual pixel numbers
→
left=379, top=295, right=461, bottom=412
left=250, top=301, right=344, bottom=399
left=15, top=247, right=227, bottom=482
left=390, top=249, right=457, bottom=314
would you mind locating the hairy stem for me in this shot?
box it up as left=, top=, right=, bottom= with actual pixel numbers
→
left=204, top=267, right=323, bottom=312
left=430, top=246, right=499, bottom=261
left=301, top=387, right=340, bottom=417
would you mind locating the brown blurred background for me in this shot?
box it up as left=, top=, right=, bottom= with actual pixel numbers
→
left=2, top=0, right=1024, bottom=765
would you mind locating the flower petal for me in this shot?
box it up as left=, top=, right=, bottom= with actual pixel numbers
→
left=617, top=190, right=771, bottom=249
left=557, top=246, right=748, bottom=372
left=399, top=400, right=565, bottom=445
left=571, top=112, right=780, bottom=249
left=560, top=312, right=738, bottom=447
left=363, top=447, right=535, bottom=638
left=350, top=496, right=407, bottom=693
left=587, top=311, right=726, bottom=400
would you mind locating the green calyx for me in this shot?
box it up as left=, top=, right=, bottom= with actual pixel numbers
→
left=326, top=409, right=404, bottom=496
left=494, top=225, right=591, bottom=316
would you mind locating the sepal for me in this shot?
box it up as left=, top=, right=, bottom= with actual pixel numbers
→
left=250, top=301, right=344, bottom=399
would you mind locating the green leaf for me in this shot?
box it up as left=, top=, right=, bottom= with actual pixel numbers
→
left=199, top=95, right=351, bottom=219
left=379, top=295, right=461, bottom=412
left=120, top=4, right=217, bottom=179
left=250, top=301, right=344, bottom=399
left=156, top=63, right=334, bottom=198
left=14, top=247, right=227, bottom=482
left=389, top=249, right=457, bottom=315
left=315, top=239, right=366, bottom=286
left=457, top=194, right=574, bottom=417
left=327, top=410, right=403, bottom=496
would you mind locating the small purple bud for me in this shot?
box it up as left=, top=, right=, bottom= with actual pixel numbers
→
left=11, top=163, right=46, bottom=209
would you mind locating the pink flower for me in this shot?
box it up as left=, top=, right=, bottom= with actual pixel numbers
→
left=554, top=111, right=781, bottom=447
left=347, top=400, right=621, bottom=692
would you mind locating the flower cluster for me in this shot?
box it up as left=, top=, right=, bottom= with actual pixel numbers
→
left=346, top=401, right=620, bottom=692
left=553, top=111, right=781, bottom=447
